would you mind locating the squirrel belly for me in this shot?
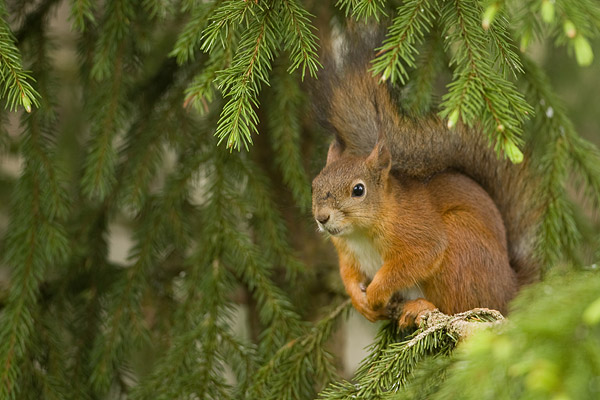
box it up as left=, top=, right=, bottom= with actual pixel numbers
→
left=312, top=139, right=518, bottom=324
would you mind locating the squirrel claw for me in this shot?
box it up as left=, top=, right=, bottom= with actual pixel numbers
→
left=359, top=282, right=368, bottom=293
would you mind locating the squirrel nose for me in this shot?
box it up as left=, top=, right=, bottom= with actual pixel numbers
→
left=316, top=214, right=330, bottom=224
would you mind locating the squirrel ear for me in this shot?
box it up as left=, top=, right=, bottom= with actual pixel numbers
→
left=366, top=138, right=391, bottom=172
left=326, top=140, right=344, bottom=166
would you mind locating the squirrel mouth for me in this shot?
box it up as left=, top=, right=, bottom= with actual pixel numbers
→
left=316, top=221, right=343, bottom=236
left=325, top=227, right=342, bottom=236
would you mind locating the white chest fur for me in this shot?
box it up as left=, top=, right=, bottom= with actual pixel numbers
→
left=341, top=234, right=425, bottom=301
left=343, top=234, right=382, bottom=279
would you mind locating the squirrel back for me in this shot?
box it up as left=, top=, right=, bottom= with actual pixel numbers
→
left=314, top=28, right=542, bottom=287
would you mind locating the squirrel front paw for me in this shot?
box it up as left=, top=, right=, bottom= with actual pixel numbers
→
left=351, top=292, right=388, bottom=322
left=365, top=283, right=393, bottom=315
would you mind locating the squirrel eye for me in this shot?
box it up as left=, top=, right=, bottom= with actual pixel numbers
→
left=352, top=183, right=365, bottom=197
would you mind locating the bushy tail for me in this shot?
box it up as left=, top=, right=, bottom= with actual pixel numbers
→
left=313, top=28, right=542, bottom=286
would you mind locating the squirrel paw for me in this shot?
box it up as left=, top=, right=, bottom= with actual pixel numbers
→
left=397, top=298, right=437, bottom=329
left=352, top=293, right=388, bottom=322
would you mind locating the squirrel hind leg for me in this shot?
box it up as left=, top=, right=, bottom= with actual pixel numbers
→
left=395, top=298, right=438, bottom=329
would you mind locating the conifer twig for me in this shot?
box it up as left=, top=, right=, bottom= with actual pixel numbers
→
left=409, top=308, right=505, bottom=343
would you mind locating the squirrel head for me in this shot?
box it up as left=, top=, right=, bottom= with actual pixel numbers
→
left=312, top=138, right=392, bottom=236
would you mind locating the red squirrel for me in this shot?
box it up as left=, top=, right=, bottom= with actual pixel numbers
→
left=313, top=31, right=542, bottom=292
left=311, top=28, right=542, bottom=327
left=312, top=138, right=518, bottom=327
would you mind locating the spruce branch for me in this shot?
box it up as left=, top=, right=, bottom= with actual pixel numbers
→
left=432, top=271, right=600, bottom=400
left=319, top=309, right=504, bottom=400
left=200, top=0, right=321, bottom=150
left=480, top=0, right=505, bottom=30
left=371, top=0, right=436, bottom=85
left=0, top=127, right=70, bottom=400
left=68, top=271, right=105, bottom=398
left=404, top=30, right=444, bottom=115
left=130, top=259, right=241, bottom=400
left=198, top=147, right=305, bottom=354
left=551, top=0, right=600, bottom=66
left=13, top=0, right=62, bottom=43
left=86, top=114, right=206, bottom=393
left=142, top=0, right=176, bottom=20
left=116, top=58, right=187, bottom=211
left=131, top=143, right=293, bottom=399
left=25, top=307, right=78, bottom=400
left=248, top=299, right=352, bottom=400
left=118, top=128, right=214, bottom=397
left=170, top=0, right=224, bottom=65
left=214, top=2, right=278, bottom=151
left=184, top=261, right=235, bottom=400
left=80, top=43, right=126, bottom=201
left=266, top=61, right=312, bottom=210
left=184, top=43, right=232, bottom=113
left=240, top=154, right=307, bottom=279
left=538, top=138, right=581, bottom=265
left=439, top=0, right=532, bottom=162
left=512, top=0, right=600, bottom=64
left=485, top=13, right=524, bottom=78
left=520, top=55, right=599, bottom=265
left=278, top=0, right=321, bottom=79
left=89, top=0, right=135, bottom=81
left=387, top=356, right=453, bottom=400
left=155, top=139, right=212, bottom=246
left=337, top=0, right=388, bottom=22
left=81, top=0, right=136, bottom=201
left=0, top=29, right=68, bottom=399
left=510, top=0, right=543, bottom=53
left=568, top=135, right=600, bottom=211
left=179, top=141, right=303, bottom=359
left=200, top=0, right=257, bottom=54
left=117, top=116, right=168, bottom=211
left=220, top=330, right=259, bottom=398
left=221, top=214, right=305, bottom=354
left=69, top=0, right=96, bottom=32
left=88, top=196, right=175, bottom=394
left=319, top=321, right=405, bottom=400
left=0, top=7, right=40, bottom=113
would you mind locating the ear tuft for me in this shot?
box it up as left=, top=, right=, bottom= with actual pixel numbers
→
left=326, top=140, right=344, bottom=166
left=365, top=137, right=391, bottom=172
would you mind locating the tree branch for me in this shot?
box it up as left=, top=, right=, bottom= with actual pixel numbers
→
left=410, top=307, right=505, bottom=342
